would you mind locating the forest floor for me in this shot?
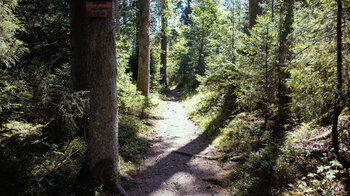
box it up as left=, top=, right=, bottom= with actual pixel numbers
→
left=126, top=90, right=232, bottom=196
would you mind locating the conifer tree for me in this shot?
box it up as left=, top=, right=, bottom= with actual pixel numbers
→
left=137, top=0, right=151, bottom=97
left=160, top=0, right=169, bottom=87
left=331, top=0, right=343, bottom=157
left=71, top=1, right=125, bottom=194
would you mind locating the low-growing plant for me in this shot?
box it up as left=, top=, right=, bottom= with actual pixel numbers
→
left=286, top=158, right=347, bottom=196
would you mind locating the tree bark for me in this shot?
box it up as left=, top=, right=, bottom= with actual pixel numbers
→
left=71, top=0, right=124, bottom=193
left=332, top=0, right=342, bottom=156
left=137, top=0, right=150, bottom=97
left=160, top=0, right=168, bottom=87
left=160, top=33, right=167, bottom=86
left=249, top=0, right=262, bottom=29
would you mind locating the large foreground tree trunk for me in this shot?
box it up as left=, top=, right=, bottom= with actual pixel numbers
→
left=137, top=0, right=151, bottom=97
left=71, top=0, right=124, bottom=193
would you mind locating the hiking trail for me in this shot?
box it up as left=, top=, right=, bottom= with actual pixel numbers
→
left=127, top=90, right=231, bottom=196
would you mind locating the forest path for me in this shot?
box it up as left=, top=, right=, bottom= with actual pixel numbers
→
left=127, top=90, right=231, bottom=196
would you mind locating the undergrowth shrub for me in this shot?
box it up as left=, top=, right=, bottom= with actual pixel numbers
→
left=32, top=64, right=89, bottom=142
left=184, top=89, right=237, bottom=138
left=0, top=121, right=86, bottom=195
left=0, top=70, right=31, bottom=125
left=119, top=116, right=150, bottom=161
left=212, top=113, right=265, bottom=154
left=286, top=159, right=347, bottom=196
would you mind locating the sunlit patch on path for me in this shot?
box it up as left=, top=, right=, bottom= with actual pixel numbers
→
left=127, top=91, right=231, bottom=196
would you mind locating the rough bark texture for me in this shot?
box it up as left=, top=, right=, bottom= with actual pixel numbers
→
left=332, top=0, right=342, bottom=156
left=71, top=0, right=122, bottom=193
left=137, top=0, right=150, bottom=97
left=249, top=0, right=262, bottom=29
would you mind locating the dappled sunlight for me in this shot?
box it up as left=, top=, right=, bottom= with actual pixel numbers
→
left=127, top=91, right=230, bottom=195
left=149, top=171, right=204, bottom=196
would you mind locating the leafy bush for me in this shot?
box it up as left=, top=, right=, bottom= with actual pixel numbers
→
left=30, top=64, right=89, bottom=142
left=0, top=71, right=31, bottom=125
left=287, top=159, right=347, bottom=196
left=0, top=0, right=26, bottom=67
left=119, top=116, right=150, bottom=161
left=212, top=113, right=265, bottom=154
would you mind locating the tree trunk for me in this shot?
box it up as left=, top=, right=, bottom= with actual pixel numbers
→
left=276, top=0, right=294, bottom=132
left=71, top=0, right=124, bottom=193
left=137, top=0, right=150, bottom=97
left=70, top=0, right=90, bottom=91
left=197, top=39, right=204, bottom=76
left=115, top=0, right=120, bottom=40
left=160, top=32, right=167, bottom=87
left=249, top=0, right=262, bottom=29
left=332, top=0, right=342, bottom=156
left=160, top=0, right=168, bottom=87
left=122, top=0, right=127, bottom=35
left=184, top=0, right=192, bottom=25
left=230, top=0, right=236, bottom=63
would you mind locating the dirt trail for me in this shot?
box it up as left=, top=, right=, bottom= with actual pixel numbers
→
left=127, top=91, right=231, bottom=196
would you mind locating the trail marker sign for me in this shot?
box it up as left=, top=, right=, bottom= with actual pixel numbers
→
left=86, top=0, right=112, bottom=18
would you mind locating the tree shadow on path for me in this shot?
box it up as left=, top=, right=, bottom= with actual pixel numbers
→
left=126, top=89, right=231, bottom=196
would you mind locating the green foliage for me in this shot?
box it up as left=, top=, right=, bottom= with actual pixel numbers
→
left=236, top=11, right=279, bottom=112
left=0, top=70, right=31, bottom=125
left=212, top=113, right=265, bottom=153
left=170, top=0, right=230, bottom=90
left=0, top=0, right=26, bottom=67
left=288, top=0, right=338, bottom=122
left=117, top=47, right=145, bottom=115
left=0, top=0, right=349, bottom=194
left=27, top=64, right=89, bottom=142
left=182, top=0, right=350, bottom=194
left=287, top=0, right=350, bottom=122
left=287, top=159, right=347, bottom=195
left=0, top=121, right=86, bottom=195
left=119, top=116, right=150, bottom=161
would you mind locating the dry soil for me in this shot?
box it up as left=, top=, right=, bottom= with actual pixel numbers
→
left=127, top=91, right=231, bottom=196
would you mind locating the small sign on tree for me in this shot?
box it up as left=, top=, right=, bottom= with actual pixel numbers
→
left=86, top=0, right=112, bottom=18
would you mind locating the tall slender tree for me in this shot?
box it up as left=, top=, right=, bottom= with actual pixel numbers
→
left=276, top=0, right=294, bottom=131
left=160, top=0, right=169, bottom=87
left=183, top=0, right=192, bottom=25
left=331, top=0, right=343, bottom=157
left=137, top=0, right=151, bottom=97
left=249, top=0, right=262, bottom=29
left=71, top=0, right=125, bottom=194
left=115, top=0, right=121, bottom=40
